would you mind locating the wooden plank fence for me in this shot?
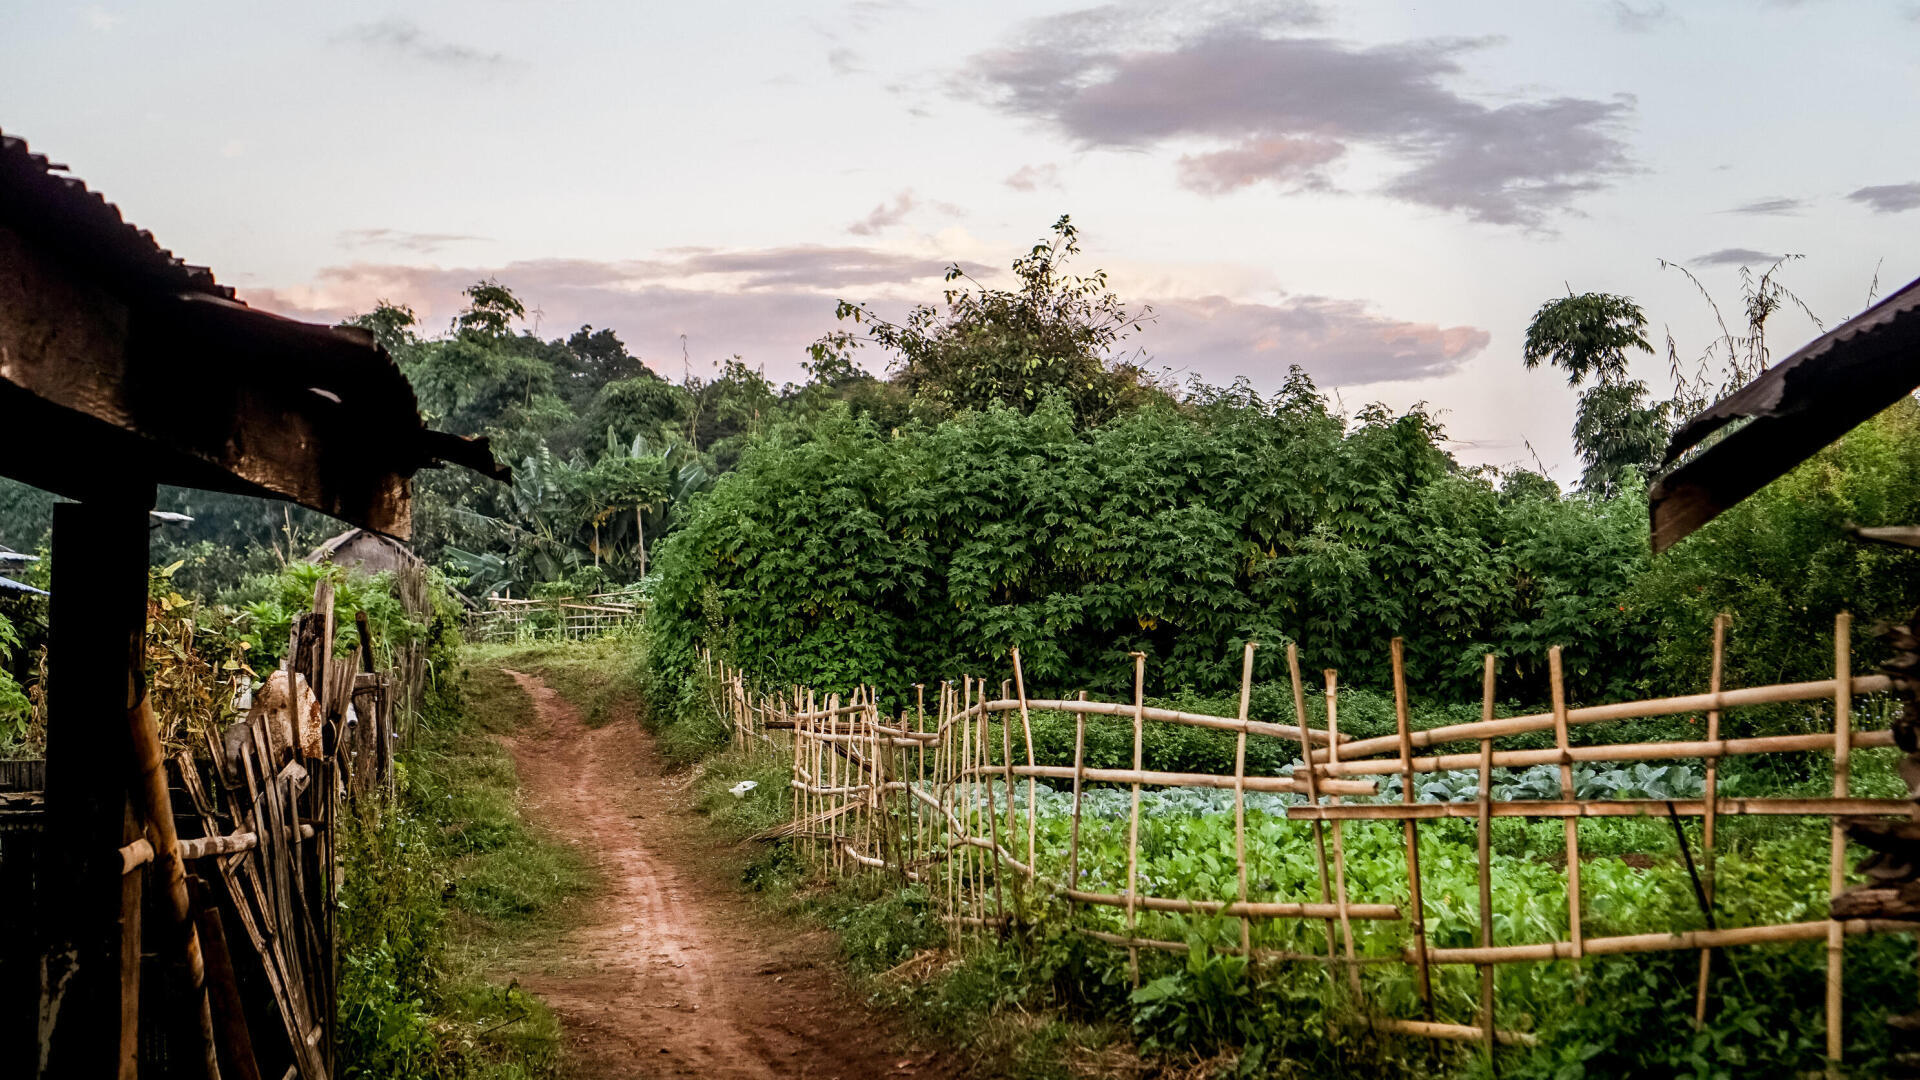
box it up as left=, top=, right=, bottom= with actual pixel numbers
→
left=705, top=615, right=1920, bottom=1069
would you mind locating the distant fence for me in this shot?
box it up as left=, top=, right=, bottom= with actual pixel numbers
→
left=708, top=614, right=1919, bottom=1069
left=468, top=593, right=642, bottom=642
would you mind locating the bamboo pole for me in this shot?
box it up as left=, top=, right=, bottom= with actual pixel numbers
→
left=1069, top=690, right=1088, bottom=891
left=978, top=677, right=1009, bottom=932
left=1477, top=654, right=1497, bottom=1069
left=1011, top=649, right=1038, bottom=876
left=1413, top=917, right=1903, bottom=965
left=1287, top=796, right=1915, bottom=822
left=1313, top=728, right=1899, bottom=778
left=1059, top=889, right=1399, bottom=919
left=1695, top=614, right=1728, bottom=1030
left=916, top=684, right=927, bottom=874
left=1549, top=647, right=1583, bottom=962
left=1128, top=651, right=1146, bottom=986
left=998, top=691, right=1023, bottom=921
left=1316, top=674, right=1893, bottom=763
left=1285, top=645, right=1335, bottom=968
left=1391, top=638, right=1435, bottom=1020
left=128, top=688, right=223, bottom=1080
left=1326, top=670, right=1362, bottom=997
left=969, top=697, right=1342, bottom=744
left=1233, top=642, right=1258, bottom=956
left=1829, top=612, right=1852, bottom=1071
left=1371, top=1017, right=1539, bottom=1048
left=966, top=763, right=1374, bottom=796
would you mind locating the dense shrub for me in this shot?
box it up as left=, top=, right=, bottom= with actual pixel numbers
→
left=649, top=381, right=1920, bottom=714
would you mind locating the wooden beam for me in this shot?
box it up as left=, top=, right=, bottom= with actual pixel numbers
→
left=0, top=224, right=429, bottom=535
left=39, top=493, right=152, bottom=1079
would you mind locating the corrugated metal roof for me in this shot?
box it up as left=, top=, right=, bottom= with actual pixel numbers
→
left=1649, top=274, right=1920, bottom=552
left=0, top=129, right=234, bottom=304
left=0, top=128, right=509, bottom=529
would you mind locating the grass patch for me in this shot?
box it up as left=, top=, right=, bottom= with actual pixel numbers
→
left=337, top=659, right=593, bottom=1079
left=466, top=636, right=641, bottom=730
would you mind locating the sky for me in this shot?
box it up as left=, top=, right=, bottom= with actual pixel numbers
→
left=6, top=0, right=1920, bottom=479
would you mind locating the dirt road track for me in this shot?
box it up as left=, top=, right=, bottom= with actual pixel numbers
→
left=500, top=670, right=938, bottom=1079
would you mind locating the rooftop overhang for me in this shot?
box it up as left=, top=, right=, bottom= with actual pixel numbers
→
left=1648, top=274, right=1920, bottom=554
left=0, top=130, right=505, bottom=537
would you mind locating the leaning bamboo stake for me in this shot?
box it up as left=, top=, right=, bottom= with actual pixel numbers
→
left=1326, top=669, right=1361, bottom=997
left=1011, top=649, right=1038, bottom=876
left=1477, top=654, right=1497, bottom=1069
left=1392, top=638, right=1435, bottom=1020
left=1285, top=645, right=1335, bottom=968
left=129, top=688, right=223, bottom=1080
left=1127, top=651, right=1147, bottom=986
left=1829, top=612, right=1852, bottom=1071
left=1549, top=647, right=1583, bottom=961
left=1695, top=614, right=1729, bottom=1029
left=1233, top=642, right=1258, bottom=956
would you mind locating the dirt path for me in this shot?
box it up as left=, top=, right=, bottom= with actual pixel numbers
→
left=499, top=670, right=936, bottom=1080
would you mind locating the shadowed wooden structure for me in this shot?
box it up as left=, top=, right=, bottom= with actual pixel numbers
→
left=0, top=128, right=503, bottom=1078
left=1651, top=272, right=1920, bottom=1075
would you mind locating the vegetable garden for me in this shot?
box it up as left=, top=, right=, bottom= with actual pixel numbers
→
left=702, top=610, right=1920, bottom=1075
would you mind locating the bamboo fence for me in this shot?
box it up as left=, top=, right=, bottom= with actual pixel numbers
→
left=707, top=615, right=1919, bottom=1067
left=469, top=592, right=642, bottom=642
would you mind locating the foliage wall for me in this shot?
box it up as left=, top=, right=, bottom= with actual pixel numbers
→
left=648, top=381, right=1920, bottom=709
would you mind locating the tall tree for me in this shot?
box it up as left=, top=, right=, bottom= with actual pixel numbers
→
left=1523, top=292, right=1667, bottom=497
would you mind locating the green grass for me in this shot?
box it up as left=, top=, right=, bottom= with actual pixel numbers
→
left=337, top=660, right=593, bottom=1079
left=465, top=636, right=641, bottom=730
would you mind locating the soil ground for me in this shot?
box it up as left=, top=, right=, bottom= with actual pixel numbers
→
left=498, top=670, right=941, bottom=1079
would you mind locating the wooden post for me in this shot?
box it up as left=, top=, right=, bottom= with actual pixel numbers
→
left=41, top=493, right=153, bottom=1080
left=1549, top=647, right=1583, bottom=961
left=1127, top=652, right=1146, bottom=986
left=1478, top=655, right=1498, bottom=1069
left=1285, top=645, right=1333, bottom=966
left=1326, top=670, right=1361, bottom=996
left=1695, top=614, right=1728, bottom=1029
left=1829, top=612, right=1852, bottom=1071
left=1233, top=643, right=1258, bottom=956
left=1392, top=638, right=1435, bottom=1019
left=1010, top=650, right=1038, bottom=877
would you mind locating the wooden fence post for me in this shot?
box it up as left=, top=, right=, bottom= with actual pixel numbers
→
left=41, top=493, right=153, bottom=1080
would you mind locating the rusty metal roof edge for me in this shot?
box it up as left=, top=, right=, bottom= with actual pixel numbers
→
left=1661, top=273, right=1920, bottom=465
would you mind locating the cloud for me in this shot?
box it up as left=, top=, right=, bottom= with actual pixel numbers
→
left=1847, top=182, right=1920, bottom=214
left=1004, top=164, right=1062, bottom=191
left=335, top=19, right=513, bottom=71
left=340, top=228, right=490, bottom=255
left=1607, top=1, right=1674, bottom=31
left=1149, top=294, right=1489, bottom=386
left=826, top=46, right=864, bottom=75
left=847, top=190, right=917, bottom=235
left=961, top=6, right=1635, bottom=226
left=244, top=248, right=978, bottom=380
left=246, top=246, right=1485, bottom=391
left=1177, top=136, right=1344, bottom=195
left=85, top=7, right=119, bottom=31
left=1723, top=196, right=1804, bottom=215
left=1692, top=247, right=1780, bottom=267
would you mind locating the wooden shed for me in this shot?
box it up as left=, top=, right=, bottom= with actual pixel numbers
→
left=0, top=128, right=504, bottom=1078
